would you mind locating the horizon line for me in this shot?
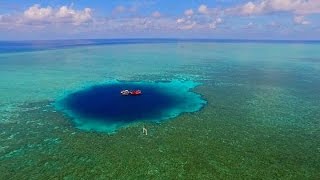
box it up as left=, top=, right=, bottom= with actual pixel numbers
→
left=1, top=38, right=320, bottom=42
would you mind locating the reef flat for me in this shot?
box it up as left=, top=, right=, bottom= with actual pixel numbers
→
left=0, top=40, right=320, bottom=179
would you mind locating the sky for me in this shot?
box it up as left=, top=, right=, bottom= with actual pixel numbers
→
left=0, top=0, right=320, bottom=40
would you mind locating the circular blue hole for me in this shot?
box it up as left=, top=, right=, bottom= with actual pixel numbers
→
left=56, top=80, right=206, bottom=133
left=63, top=83, right=183, bottom=123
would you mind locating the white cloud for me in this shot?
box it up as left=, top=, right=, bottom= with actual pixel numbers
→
left=19, top=4, right=92, bottom=25
left=240, top=1, right=264, bottom=15
left=244, top=22, right=255, bottom=29
left=209, top=18, right=223, bottom=29
left=295, top=0, right=320, bottom=14
left=177, top=5, right=225, bottom=30
left=100, top=16, right=178, bottom=33
left=178, top=5, right=224, bottom=30
left=184, top=9, right=194, bottom=16
left=112, top=5, right=139, bottom=15
left=0, top=4, right=180, bottom=34
left=230, top=0, right=320, bottom=16
left=176, top=18, right=185, bottom=23
left=0, top=14, right=16, bottom=29
left=113, top=5, right=126, bottom=14
left=179, top=21, right=196, bottom=30
left=152, top=11, right=161, bottom=18
left=0, top=15, right=9, bottom=22
left=294, top=15, right=310, bottom=25
left=24, top=4, right=53, bottom=20
left=1, top=1, right=318, bottom=37
left=176, top=17, right=196, bottom=30
left=216, top=17, right=223, bottom=24
left=198, top=4, right=209, bottom=14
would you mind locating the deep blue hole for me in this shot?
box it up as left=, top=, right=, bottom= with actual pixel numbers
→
left=63, top=83, right=183, bottom=123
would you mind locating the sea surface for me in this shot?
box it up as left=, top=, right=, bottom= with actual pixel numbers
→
left=0, top=39, right=319, bottom=179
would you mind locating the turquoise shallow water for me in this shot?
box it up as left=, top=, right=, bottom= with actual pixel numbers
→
left=0, top=40, right=319, bottom=179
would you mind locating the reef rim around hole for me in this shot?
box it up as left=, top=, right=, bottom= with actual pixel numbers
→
left=55, top=80, right=206, bottom=133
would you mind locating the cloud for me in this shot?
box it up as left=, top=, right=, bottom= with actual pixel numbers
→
left=1, top=1, right=318, bottom=38
left=112, top=5, right=138, bottom=16
left=184, top=9, right=194, bottom=16
left=0, top=4, right=177, bottom=34
left=198, top=4, right=209, bottom=14
left=193, top=1, right=317, bottom=31
left=209, top=18, right=223, bottom=29
left=179, top=22, right=196, bottom=30
left=57, top=6, right=92, bottom=25
left=243, top=21, right=256, bottom=29
left=152, top=11, right=161, bottom=18
left=176, top=17, right=197, bottom=30
left=1, top=4, right=93, bottom=26
left=239, top=1, right=264, bottom=15
left=176, top=18, right=185, bottom=23
left=177, top=5, right=224, bottom=30
left=24, top=4, right=53, bottom=20
left=229, top=0, right=320, bottom=16
left=293, top=15, right=310, bottom=25
left=113, top=5, right=127, bottom=14
left=100, top=16, right=178, bottom=33
left=0, top=14, right=17, bottom=30
left=175, top=16, right=221, bottom=30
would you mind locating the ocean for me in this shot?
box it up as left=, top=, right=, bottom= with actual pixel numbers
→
left=0, top=39, right=319, bottom=179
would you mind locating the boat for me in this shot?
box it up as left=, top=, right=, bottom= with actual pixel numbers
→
left=120, top=90, right=130, bottom=96
left=130, top=90, right=142, bottom=96
left=120, top=89, right=142, bottom=96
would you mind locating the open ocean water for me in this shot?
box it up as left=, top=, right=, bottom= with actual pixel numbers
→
left=0, top=39, right=319, bottom=179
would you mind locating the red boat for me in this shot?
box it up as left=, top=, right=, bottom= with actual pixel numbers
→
left=130, top=90, right=142, bottom=96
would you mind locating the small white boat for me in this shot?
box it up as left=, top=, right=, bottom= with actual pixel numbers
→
left=120, top=90, right=130, bottom=96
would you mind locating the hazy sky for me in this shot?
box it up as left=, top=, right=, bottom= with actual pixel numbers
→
left=0, top=0, right=320, bottom=40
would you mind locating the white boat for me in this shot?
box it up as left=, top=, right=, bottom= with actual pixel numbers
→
left=120, top=90, right=130, bottom=96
